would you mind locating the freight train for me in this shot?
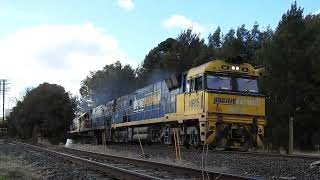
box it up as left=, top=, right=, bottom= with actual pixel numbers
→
left=69, top=59, right=265, bottom=150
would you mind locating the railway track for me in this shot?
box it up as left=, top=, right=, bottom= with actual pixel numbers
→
left=9, top=141, right=257, bottom=180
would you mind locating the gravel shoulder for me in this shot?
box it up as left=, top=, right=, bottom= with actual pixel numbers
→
left=0, top=142, right=110, bottom=180
left=68, top=143, right=320, bottom=179
left=0, top=154, right=42, bottom=180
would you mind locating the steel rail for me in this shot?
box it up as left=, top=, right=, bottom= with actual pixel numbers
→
left=10, top=141, right=258, bottom=180
left=10, top=141, right=161, bottom=180
left=58, top=146, right=256, bottom=180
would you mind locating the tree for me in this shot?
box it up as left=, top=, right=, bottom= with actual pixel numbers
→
left=80, top=61, right=136, bottom=107
left=220, top=28, right=242, bottom=58
left=208, top=24, right=272, bottom=65
left=8, top=83, right=76, bottom=143
left=258, top=2, right=320, bottom=150
left=208, top=26, right=222, bottom=49
left=177, top=29, right=213, bottom=67
left=141, top=38, right=180, bottom=74
left=139, top=29, right=212, bottom=85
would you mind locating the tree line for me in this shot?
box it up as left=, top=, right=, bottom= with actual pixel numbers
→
left=80, top=21, right=273, bottom=108
left=7, top=83, right=76, bottom=143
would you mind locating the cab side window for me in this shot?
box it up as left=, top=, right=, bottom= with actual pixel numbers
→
left=186, top=80, right=191, bottom=92
left=190, top=79, right=195, bottom=92
left=187, top=77, right=203, bottom=92
left=195, top=76, right=202, bottom=91
left=182, top=74, right=187, bottom=92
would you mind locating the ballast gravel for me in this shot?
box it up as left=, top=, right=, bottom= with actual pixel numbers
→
left=0, top=143, right=110, bottom=180
left=70, top=143, right=320, bottom=179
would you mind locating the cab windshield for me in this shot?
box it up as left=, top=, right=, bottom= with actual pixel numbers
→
left=206, top=75, right=259, bottom=93
left=207, top=75, right=231, bottom=90
left=237, top=78, right=259, bottom=93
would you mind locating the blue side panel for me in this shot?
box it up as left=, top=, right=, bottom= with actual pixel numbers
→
left=111, top=93, right=134, bottom=124
left=111, top=79, right=180, bottom=124
left=92, top=105, right=106, bottom=128
left=165, top=88, right=179, bottom=114
left=92, top=116, right=108, bottom=128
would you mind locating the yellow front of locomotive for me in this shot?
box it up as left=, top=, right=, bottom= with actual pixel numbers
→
left=189, top=60, right=265, bottom=150
left=205, top=93, right=265, bottom=149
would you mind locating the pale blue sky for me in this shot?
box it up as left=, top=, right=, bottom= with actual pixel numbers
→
left=0, top=0, right=319, bottom=106
left=0, top=0, right=319, bottom=64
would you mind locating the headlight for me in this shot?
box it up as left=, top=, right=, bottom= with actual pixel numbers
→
left=236, top=66, right=240, bottom=70
left=232, top=66, right=235, bottom=70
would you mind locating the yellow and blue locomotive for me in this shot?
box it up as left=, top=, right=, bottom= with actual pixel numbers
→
left=70, top=59, right=265, bottom=149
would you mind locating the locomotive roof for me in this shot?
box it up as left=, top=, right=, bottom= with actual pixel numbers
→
left=187, top=60, right=259, bottom=78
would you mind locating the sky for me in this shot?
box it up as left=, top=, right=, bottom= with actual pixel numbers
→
left=0, top=0, right=319, bottom=111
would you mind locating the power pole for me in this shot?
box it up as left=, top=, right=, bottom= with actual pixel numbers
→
left=3, top=79, right=5, bottom=123
left=0, top=79, right=9, bottom=123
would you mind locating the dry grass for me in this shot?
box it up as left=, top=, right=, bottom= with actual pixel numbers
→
left=0, top=155, right=42, bottom=180
left=242, top=146, right=320, bottom=156
left=293, top=150, right=320, bottom=156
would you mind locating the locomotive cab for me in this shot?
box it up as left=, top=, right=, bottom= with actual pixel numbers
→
left=177, top=60, right=265, bottom=150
